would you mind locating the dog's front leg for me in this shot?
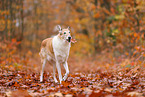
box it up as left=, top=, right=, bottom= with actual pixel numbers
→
left=53, top=63, right=58, bottom=83
left=56, top=61, right=62, bottom=84
left=62, top=61, right=69, bottom=81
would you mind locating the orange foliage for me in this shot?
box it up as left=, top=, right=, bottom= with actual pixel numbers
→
left=0, top=0, right=145, bottom=96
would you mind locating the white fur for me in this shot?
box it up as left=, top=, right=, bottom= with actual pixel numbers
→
left=53, top=36, right=71, bottom=62
left=52, top=36, right=70, bottom=83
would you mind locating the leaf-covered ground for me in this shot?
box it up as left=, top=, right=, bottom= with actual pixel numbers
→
left=0, top=65, right=145, bottom=97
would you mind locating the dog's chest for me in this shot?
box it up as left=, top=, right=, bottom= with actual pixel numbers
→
left=52, top=36, right=71, bottom=62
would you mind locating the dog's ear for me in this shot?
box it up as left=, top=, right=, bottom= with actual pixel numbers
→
left=57, top=25, right=62, bottom=31
left=67, top=26, right=70, bottom=30
left=57, top=25, right=62, bottom=35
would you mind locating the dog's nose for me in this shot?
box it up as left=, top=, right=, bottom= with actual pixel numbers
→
left=68, top=36, right=71, bottom=42
left=68, top=36, right=71, bottom=40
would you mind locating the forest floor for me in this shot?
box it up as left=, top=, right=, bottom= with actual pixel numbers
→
left=0, top=52, right=145, bottom=97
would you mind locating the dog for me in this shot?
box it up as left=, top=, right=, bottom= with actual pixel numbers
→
left=39, top=25, right=72, bottom=84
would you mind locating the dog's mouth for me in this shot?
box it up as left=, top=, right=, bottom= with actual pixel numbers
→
left=66, top=37, right=71, bottom=42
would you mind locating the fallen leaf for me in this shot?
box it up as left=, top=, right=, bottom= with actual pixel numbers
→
left=9, top=90, right=32, bottom=97
left=127, top=91, right=143, bottom=97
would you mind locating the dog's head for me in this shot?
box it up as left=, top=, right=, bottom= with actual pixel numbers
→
left=57, top=25, right=71, bottom=42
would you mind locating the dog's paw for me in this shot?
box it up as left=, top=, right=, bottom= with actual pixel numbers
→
left=54, top=80, right=58, bottom=83
left=40, top=80, right=43, bottom=83
left=40, top=77, right=43, bottom=83
left=62, top=76, right=67, bottom=81
left=62, top=78, right=67, bottom=81
left=59, top=80, right=63, bottom=84
left=40, top=80, right=44, bottom=83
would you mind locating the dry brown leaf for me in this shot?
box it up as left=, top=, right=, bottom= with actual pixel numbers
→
left=54, top=92, right=63, bottom=97
left=127, top=91, right=143, bottom=97
left=8, top=90, right=32, bottom=97
left=104, top=88, right=113, bottom=92
left=65, top=94, right=73, bottom=97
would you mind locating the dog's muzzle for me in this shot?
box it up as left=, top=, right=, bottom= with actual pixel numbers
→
left=66, top=36, right=71, bottom=42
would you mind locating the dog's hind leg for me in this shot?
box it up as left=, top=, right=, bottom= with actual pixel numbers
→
left=62, top=62, right=69, bottom=81
left=40, top=58, right=46, bottom=82
left=39, top=48, right=47, bottom=82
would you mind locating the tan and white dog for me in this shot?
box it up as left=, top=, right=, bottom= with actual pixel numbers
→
left=39, top=25, right=72, bottom=84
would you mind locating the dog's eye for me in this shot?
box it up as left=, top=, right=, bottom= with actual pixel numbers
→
left=64, top=32, right=66, bottom=34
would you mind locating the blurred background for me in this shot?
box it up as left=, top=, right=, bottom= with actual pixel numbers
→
left=0, top=0, right=145, bottom=73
